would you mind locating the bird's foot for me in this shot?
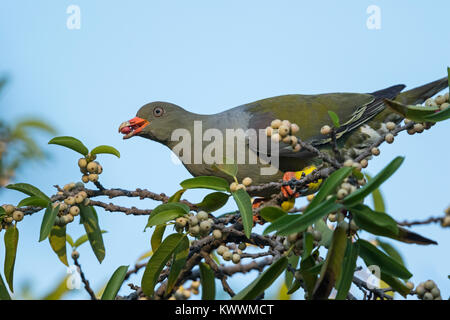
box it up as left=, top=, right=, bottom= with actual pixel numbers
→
left=281, top=166, right=322, bottom=198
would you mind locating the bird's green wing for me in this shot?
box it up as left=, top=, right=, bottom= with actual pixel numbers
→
left=245, top=85, right=404, bottom=156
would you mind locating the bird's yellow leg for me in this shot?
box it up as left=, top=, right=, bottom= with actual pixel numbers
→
left=281, top=165, right=323, bottom=198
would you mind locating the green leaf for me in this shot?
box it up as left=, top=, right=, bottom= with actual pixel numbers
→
left=385, top=99, right=440, bottom=122
left=166, top=236, right=190, bottom=294
left=48, top=136, right=89, bottom=156
left=314, top=219, right=333, bottom=248
left=232, top=188, right=253, bottom=238
left=49, top=225, right=68, bottom=266
left=90, top=145, right=120, bottom=158
left=357, top=239, right=412, bottom=280
left=0, top=207, right=5, bottom=216
left=199, top=262, right=216, bottom=300
left=145, top=203, right=190, bottom=229
left=285, top=255, right=300, bottom=289
left=335, top=240, right=359, bottom=300
left=39, top=204, right=59, bottom=242
left=101, top=265, right=129, bottom=300
left=66, top=234, right=75, bottom=248
left=212, top=159, right=238, bottom=178
left=137, top=250, right=153, bottom=262
left=264, top=196, right=341, bottom=236
left=180, top=176, right=230, bottom=192
left=423, top=104, right=450, bottom=122
left=151, top=225, right=166, bottom=252
left=17, top=196, right=49, bottom=208
left=312, top=223, right=347, bottom=300
left=343, top=156, right=404, bottom=207
left=232, top=256, right=288, bottom=300
left=6, top=183, right=50, bottom=202
left=79, top=205, right=106, bottom=263
left=73, top=230, right=107, bottom=248
left=328, top=110, right=340, bottom=128
left=196, top=192, right=229, bottom=213
left=260, top=206, right=287, bottom=222
left=168, top=189, right=185, bottom=203
left=0, top=273, right=11, bottom=300
left=380, top=273, right=411, bottom=298
left=4, top=226, right=19, bottom=292
left=141, top=233, right=185, bottom=297
left=349, top=204, right=399, bottom=238
left=365, top=174, right=386, bottom=213
left=376, top=239, right=404, bottom=266
left=308, top=167, right=352, bottom=211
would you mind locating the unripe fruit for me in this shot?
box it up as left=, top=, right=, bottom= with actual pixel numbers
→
left=294, top=270, right=303, bottom=281
left=430, top=287, right=441, bottom=298
left=69, top=206, right=80, bottom=216
left=83, top=198, right=91, bottom=206
left=242, top=177, right=252, bottom=187
left=65, top=197, right=76, bottom=205
left=3, top=205, right=15, bottom=214
left=238, top=243, right=246, bottom=250
left=337, top=188, right=348, bottom=200
left=59, top=203, right=68, bottom=211
left=236, top=184, right=246, bottom=191
left=271, top=133, right=281, bottom=143
left=223, top=251, right=232, bottom=261
left=423, top=292, right=433, bottom=300
left=281, top=120, right=291, bottom=127
left=82, top=175, right=89, bottom=183
left=189, top=225, right=200, bottom=236
left=404, top=118, right=412, bottom=124
left=71, top=250, right=80, bottom=259
left=312, top=230, right=322, bottom=241
left=189, top=216, right=199, bottom=226
left=197, top=211, right=208, bottom=221
left=407, top=128, right=415, bottom=135
left=271, top=119, right=282, bottom=129
left=232, top=253, right=241, bottom=264
left=405, top=281, right=414, bottom=290
left=87, top=162, right=98, bottom=173
left=440, top=102, right=450, bottom=111
left=265, top=127, right=273, bottom=137
left=175, top=217, right=187, bottom=228
left=425, top=98, right=437, bottom=107
left=306, top=194, right=314, bottom=202
left=360, top=159, right=368, bottom=168
left=78, top=158, right=88, bottom=168
left=320, top=125, right=331, bottom=135
left=63, top=214, right=74, bottom=224
left=386, top=122, right=396, bottom=130
left=12, top=211, right=24, bottom=222
left=413, top=123, right=424, bottom=133
left=289, top=136, right=298, bottom=146
left=217, top=245, right=228, bottom=256
left=416, top=285, right=425, bottom=297
left=287, top=233, right=298, bottom=243
left=441, top=216, right=450, bottom=227
left=371, top=147, right=380, bottom=156
left=191, top=281, right=200, bottom=290
left=64, top=183, right=76, bottom=191
left=4, top=216, right=13, bottom=224
left=343, top=159, right=354, bottom=167
left=328, top=213, right=337, bottom=222
left=435, top=95, right=446, bottom=105
left=292, top=144, right=301, bottom=152
left=88, top=174, right=99, bottom=182
left=445, top=92, right=449, bottom=101
left=424, top=280, right=435, bottom=290
left=75, top=194, right=84, bottom=204
left=97, top=164, right=103, bottom=174
left=78, top=191, right=88, bottom=199
left=183, top=290, right=191, bottom=299
left=290, top=123, right=300, bottom=135
left=385, top=133, right=394, bottom=144
left=278, top=125, right=290, bottom=137
left=199, top=220, right=212, bottom=232
left=212, top=229, right=222, bottom=239
left=230, top=182, right=239, bottom=192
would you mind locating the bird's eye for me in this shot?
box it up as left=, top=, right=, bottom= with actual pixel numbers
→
left=153, top=107, right=164, bottom=117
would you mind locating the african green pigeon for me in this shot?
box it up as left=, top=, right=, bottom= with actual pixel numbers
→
left=119, top=77, right=447, bottom=195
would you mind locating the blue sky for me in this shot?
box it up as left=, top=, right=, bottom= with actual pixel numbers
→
left=0, top=0, right=449, bottom=299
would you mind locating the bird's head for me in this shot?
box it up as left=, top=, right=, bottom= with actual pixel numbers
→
left=119, top=102, right=191, bottom=144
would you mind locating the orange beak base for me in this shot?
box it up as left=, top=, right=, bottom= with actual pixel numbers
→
left=118, top=117, right=150, bottom=139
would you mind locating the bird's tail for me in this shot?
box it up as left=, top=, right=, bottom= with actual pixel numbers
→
left=395, top=76, right=448, bottom=105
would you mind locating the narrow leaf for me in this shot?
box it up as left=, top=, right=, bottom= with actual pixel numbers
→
left=196, top=192, right=229, bottom=213
left=4, top=226, right=19, bottom=292
left=49, top=225, right=68, bottom=266
left=90, top=145, right=120, bottom=158
left=335, top=240, right=359, bottom=300
left=328, top=110, right=340, bottom=128
left=39, top=204, right=59, bottom=242
left=232, top=256, right=288, bottom=300
left=17, top=196, right=49, bottom=208
left=200, top=262, right=216, bottom=300
left=349, top=204, right=399, bottom=237
left=48, top=136, right=89, bottom=156
left=0, top=273, right=11, bottom=300
left=232, top=188, right=253, bottom=238
left=365, top=173, right=386, bottom=213
left=141, top=233, right=185, bottom=297
left=166, top=236, right=190, bottom=294
left=260, top=206, right=287, bottom=222
left=101, top=265, right=129, bottom=300
left=6, top=183, right=50, bottom=202
left=79, top=205, right=106, bottom=263
left=73, top=230, right=107, bottom=248
left=151, top=225, right=166, bottom=252
left=180, top=176, right=230, bottom=192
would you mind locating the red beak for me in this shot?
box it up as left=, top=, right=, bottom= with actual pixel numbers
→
left=118, top=117, right=150, bottom=139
